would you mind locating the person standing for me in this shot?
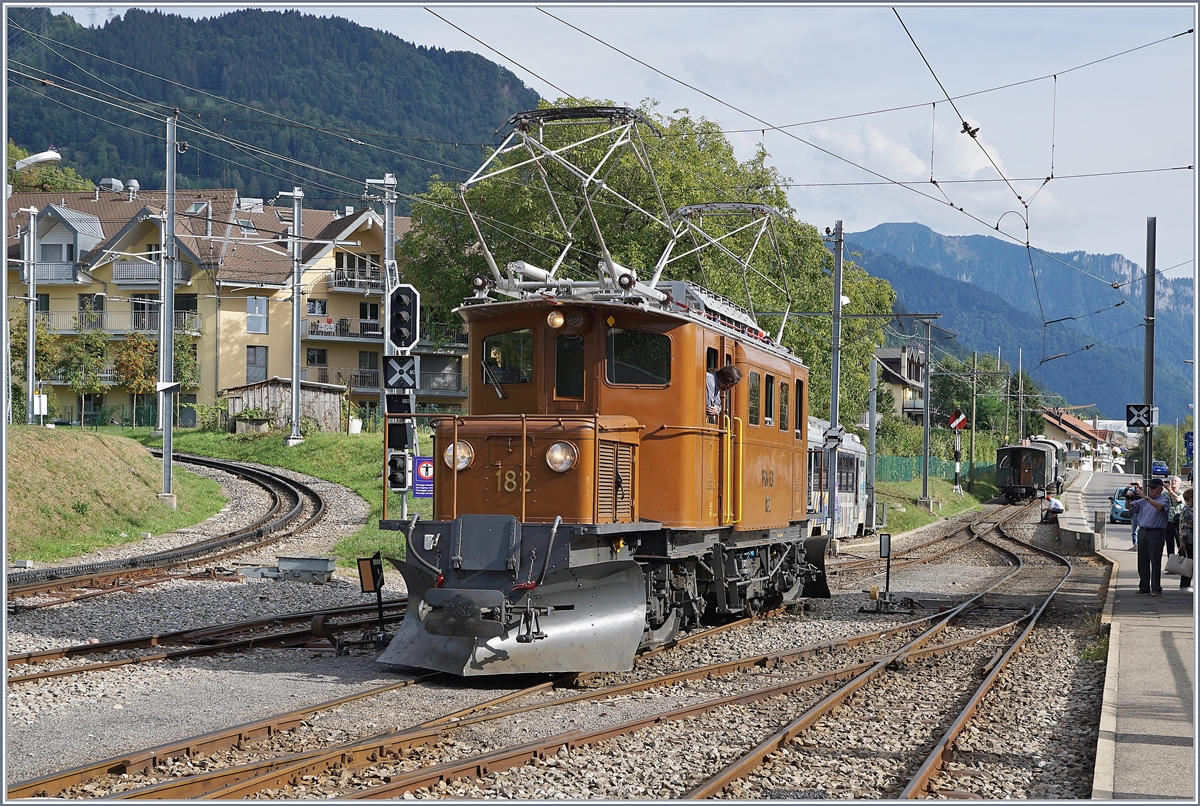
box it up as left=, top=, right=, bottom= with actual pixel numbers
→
left=1126, top=481, right=1142, bottom=550
left=1177, top=487, right=1193, bottom=593
left=1127, top=477, right=1171, bottom=596
left=1164, top=475, right=1186, bottom=556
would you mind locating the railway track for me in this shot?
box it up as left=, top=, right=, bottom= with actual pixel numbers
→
left=6, top=600, right=409, bottom=685
left=8, top=502, right=1103, bottom=800
left=6, top=453, right=326, bottom=608
left=6, top=611, right=930, bottom=799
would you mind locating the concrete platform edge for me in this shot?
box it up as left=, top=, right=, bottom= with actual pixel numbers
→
left=1091, top=555, right=1120, bottom=800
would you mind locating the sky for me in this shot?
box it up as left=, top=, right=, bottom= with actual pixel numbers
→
left=44, top=3, right=1198, bottom=279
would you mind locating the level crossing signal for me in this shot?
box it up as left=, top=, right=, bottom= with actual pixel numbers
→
left=1126, top=404, right=1153, bottom=429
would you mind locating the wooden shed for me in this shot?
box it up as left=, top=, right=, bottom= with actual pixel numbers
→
left=219, top=376, right=346, bottom=433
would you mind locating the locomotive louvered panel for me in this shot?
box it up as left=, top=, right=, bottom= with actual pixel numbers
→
left=597, top=441, right=634, bottom=522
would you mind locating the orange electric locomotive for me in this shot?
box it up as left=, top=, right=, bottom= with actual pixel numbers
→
left=378, top=108, right=830, bottom=676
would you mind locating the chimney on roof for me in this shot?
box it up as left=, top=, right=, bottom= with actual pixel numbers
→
left=98, top=178, right=124, bottom=193
left=126, top=179, right=140, bottom=201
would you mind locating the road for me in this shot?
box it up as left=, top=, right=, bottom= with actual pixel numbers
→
left=1077, top=469, right=1139, bottom=552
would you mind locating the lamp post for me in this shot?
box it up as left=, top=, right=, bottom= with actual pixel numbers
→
left=4, top=149, right=60, bottom=546
left=278, top=187, right=304, bottom=447
left=22, top=207, right=39, bottom=425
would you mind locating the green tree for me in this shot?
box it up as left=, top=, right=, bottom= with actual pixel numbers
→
left=175, top=338, right=202, bottom=389
left=55, top=303, right=110, bottom=401
left=401, top=98, right=896, bottom=428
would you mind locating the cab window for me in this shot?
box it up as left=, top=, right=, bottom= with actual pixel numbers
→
left=779, top=381, right=789, bottom=432
left=482, top=329, right=533, bottom=384
left=748, top=372, right=761, bottom=425
left=555, top=334, right=585, bottom=397
left=764, top=374, right=775, bottom=426
left=606, top=329, right=670, bottom=385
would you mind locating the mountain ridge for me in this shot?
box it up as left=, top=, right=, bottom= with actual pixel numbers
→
left=847, top=224, right=1192, bottom=421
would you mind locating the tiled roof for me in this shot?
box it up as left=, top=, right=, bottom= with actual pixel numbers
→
left=6, top=192, right=410, bottom=286
left=7, top=189, right=239, bottom=264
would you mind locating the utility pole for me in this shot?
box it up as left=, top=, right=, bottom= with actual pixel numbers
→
left=1018, top=347, right=1024, bottom=441
left=866, top=356, right=877, bottom=530
left=920, top=318, right=932, bottom=505
left=279, top=186, right=305, bottom=447
left=969, top=350, right=977, bottom=493
left=2, top=216, right=9, bottom=548
left=369, top=173, right=405, bottom=519
left=24, top=206, right=38, bottom=425
left=826, top=221, right=844, bottom=539
left=159, top=111, right=178, bottom=508
left=1143, top=216, right=1156, bottom=487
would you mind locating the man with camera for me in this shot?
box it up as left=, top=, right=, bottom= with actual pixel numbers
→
left=1127, top=477, right=1172, bottom=596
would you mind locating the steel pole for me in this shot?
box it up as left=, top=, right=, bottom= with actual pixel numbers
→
left=827, top=221, right=843, bottom=539
left=968, top=351, right=977, bottom=493
left=25, top=207, right=38, bottom=424
left=286, top=187, right=304, bottom=446
left=866, top=356, right=877, bottom=530
left=1143, top=217, right=1156, bottom=487
left=921, top=319, right=931, bottom=502
left=160, top=112, right=177, bottom=505
left=2, top=219, right=10, bottom=547
left=1018, top=348, right=1024, bottom=441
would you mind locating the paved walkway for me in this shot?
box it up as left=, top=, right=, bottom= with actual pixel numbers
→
left=1089, top=469, right=1195, bottom=799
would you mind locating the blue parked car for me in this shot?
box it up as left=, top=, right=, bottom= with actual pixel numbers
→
left=1109, top=487, right=1132, bottom=524
left=1152, top=460, right=1169, bottom=476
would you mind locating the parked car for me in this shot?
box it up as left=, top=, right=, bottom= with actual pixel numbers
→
left=1109, top=487, right=1132, bottom=524
left=1152, top=460, right=1170, bottom=476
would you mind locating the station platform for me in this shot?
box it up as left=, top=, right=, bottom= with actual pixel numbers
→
left=1092, top=543, right=1195, bottom=799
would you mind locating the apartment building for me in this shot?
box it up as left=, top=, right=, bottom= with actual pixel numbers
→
left=874, top=345, right=926, bottom=424
left=5, top=186, right=466, bottom=426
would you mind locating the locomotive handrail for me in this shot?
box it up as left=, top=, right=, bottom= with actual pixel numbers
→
left=722, top=414, right=733, bottom=525
left=521, top=415, right=528, bottom=523
left=734, top=416, right=745, bottom=524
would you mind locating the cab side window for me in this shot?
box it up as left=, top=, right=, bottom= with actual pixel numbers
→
left=748, top=372, right=761, bottom=425
left=764, top=374, right=775, bottom=426
left=482, top=328, right=534, bottom=384
left=779, top=381, right=789, bottom=432
left=606, top=329, right=671, bottom=385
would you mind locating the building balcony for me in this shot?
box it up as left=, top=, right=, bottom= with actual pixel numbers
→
left=42, top=360, right=201, bottom=388
left=38, top=310, right=203, bottom=335
left=111, top=259, right=188, bottom=284
left=299, top=367, right=467, bottom=397
left=901, top=398, right=924, bottom=412
left=25, top=262, right=81, bottom=284
left=419, top=370, right=467, bottom=397
left=329, top=268, right=383, bottom=294
left=300, top=366, right=378, bottom=392
left=306, top=316, right=383, bottom=340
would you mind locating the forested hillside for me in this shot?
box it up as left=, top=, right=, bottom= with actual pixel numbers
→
left=6, top=7, right=541, bottom=209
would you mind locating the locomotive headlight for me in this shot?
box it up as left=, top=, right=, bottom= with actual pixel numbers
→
left=443, top=441, right=475, bottom=470
left=545, top=441, right=579, bottom=473
left=546, top=310, right=565, bottom=329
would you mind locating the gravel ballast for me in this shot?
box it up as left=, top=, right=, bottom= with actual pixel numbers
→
left=5, top=480, right=1111, bottom=797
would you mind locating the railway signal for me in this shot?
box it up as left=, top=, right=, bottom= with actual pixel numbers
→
left=386, top=449, right=411, bottom=493
left=949, top=410, right=967, bottom=430
left=388, top=284, right=420, bottom=353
